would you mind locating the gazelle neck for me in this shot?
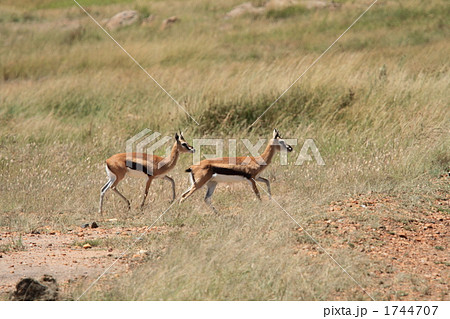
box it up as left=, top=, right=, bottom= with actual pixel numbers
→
left=161, top=141, right=179, bottom=170
left=260, top=140, right=277, bottom=166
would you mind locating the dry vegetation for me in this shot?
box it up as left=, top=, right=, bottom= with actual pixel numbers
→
left=0, top=0, right=449, bottom=300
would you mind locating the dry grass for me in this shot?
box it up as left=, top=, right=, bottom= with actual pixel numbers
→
left=0, top=0, right=449, bottom=300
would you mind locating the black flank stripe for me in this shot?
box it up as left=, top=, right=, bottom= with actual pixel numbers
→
left=211, top=166, right=251, bottom=179
left=126, top=160, right=153, bottom=176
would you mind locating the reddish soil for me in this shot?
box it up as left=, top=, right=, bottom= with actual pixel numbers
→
left=296, top=175, right=449, bottom=300
left=0, top=224, right=164, bottom=298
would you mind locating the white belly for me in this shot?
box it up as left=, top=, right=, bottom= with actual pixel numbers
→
left=210, top=173, right=247, bottom=183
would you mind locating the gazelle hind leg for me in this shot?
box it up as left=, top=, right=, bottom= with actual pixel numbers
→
left=180, top=171, right=197, bottom=202
left=204, top=181, right=218, bottom=213
left=99, top=180, right=113, bottom=214
left=99, top=165, right=117, bottom=214
left=180, top=171, right=211, bottom=203
left=204, top=181, right=217, bottom=204
left=180, top=185, right=198, bottom=203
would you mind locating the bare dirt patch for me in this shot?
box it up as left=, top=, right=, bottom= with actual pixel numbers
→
left=0, top=224, right=166, bottom=299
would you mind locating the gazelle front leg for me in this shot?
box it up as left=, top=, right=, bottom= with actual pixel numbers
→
left=164, top=175, right=176, bottom=203
left=255, top=177, right=271, bottom=199
left=249, top=178, right=262, bottom=201
left=140, top=176, right=154, bottom=209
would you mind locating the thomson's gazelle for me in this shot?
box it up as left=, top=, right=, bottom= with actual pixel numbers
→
left=99, top=132, right=195, bottom=213
left=180, top=129, right=293, bottom=210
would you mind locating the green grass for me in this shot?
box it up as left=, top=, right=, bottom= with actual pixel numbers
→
left=0, top=0, right=137, bottom=10
left=0, top=235, right=24, bottom=253
left=0, top=0, right=449, bottom=301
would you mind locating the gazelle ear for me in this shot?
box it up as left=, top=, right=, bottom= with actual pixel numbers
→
left=175, top=132, right=180, bottom=141
left=180, top=131, right=184, bottom=139
left=273, top=129, right=279, bottom=139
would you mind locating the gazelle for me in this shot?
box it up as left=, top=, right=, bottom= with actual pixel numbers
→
left=180, top=129, right=293, bottom=210
left=99, top=132, right=195, bottom=213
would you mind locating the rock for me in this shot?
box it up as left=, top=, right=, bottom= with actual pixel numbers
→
left=265, top=0, right=298, bottom=10
left=266, top=0, right=338, bottom=11
left=301, top=1, right=330, bottom=9
left=91, top=222, right=99, bottom=229
left=161, top=16, right=179, bottom=30
left=83, top=243, right=92, bottom=249
left=105, top=10, right=139, bottom=30
left=225, top=2, right=265, bottom=19
left=81, top=223, right=89, bottom=229
left=11, top=275, right=59, bottom=301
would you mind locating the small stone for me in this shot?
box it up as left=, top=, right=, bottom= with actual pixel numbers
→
left=81, top=224, right=89, bottom=229
left=225, top=2, right=265, bottom=19
left=105, top=10, right=139, bottom=30
left=83, top=243, right=92, bottom=249
left=161, top=16, right=179, bottom=30
left=91, top=222, right=99, bottom=229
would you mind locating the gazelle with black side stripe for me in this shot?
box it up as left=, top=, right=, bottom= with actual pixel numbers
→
left=180, top=129, right=293, bottom=211
left=99, top=132, right=195, bottom=213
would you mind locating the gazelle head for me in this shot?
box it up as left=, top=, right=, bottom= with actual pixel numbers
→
left=175, top=131, right=195, bottom=153
left=271, top=129, right=293, bottom=152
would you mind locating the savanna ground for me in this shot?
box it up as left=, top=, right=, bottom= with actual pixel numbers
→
left=0, top=0, right=449, bottom=300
